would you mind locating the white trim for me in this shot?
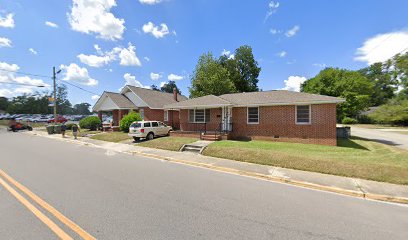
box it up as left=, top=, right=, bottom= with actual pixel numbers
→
left=164, top=110, right=168, bottom=121
left=247, top=106, right=259, bottom=124
left=295, top=105, right=311, bottom=125
left=121, top=86, right=150, bottom=108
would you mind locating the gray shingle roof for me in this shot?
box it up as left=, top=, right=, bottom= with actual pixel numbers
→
left=165, top=95, right=232, bottom=109
left=164, top=90, right=344, bottom=109
left=105, top=92, right=136, bottom=109
left=126, top=86, right=188, bottom=109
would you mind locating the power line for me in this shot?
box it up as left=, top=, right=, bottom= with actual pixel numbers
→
left=0, top=68, right=51, bottom=79
left=56, top=78, right=99, bottom=96
left=0, top=81, right=46, bottom=87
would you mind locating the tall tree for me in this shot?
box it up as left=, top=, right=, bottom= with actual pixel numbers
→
left=301, top=68, right=374, bottom=120
left=388, top=52, right=408, bottom=99
left=73, top=103, right=91, bottom=115
left=189, top=52, right=235, bottom=98
left=150, top=84, right=160, bottom=91
left=219, top=45, right=261, bottom=92
left=359, top=62, right=397, bottom=106
left=56, top=84, right=73, bottom=114
left=0, top=97, right=8, bottom=111
left=161, top=81, right=181, bottom=94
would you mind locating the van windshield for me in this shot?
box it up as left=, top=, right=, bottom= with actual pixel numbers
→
left=130, top=123, right=141, bottom=128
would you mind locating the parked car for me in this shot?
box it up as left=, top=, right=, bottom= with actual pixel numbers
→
left=128, top=121, right=172, bottom=141
left=47, top=116, right=68, bottom=123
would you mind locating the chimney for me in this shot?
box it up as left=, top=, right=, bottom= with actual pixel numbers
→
left=173, top=87, right=178, bottom=102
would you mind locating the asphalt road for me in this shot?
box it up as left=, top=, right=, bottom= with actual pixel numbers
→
left=0, top=129, right=407, bottom=240
left=351, top=126, right=408, bottom=150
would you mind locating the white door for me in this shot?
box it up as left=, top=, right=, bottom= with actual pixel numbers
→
left=222, top=107, right=232, bottom=132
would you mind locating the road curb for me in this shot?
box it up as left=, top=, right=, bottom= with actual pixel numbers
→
left=27, top=131, right=408, bottom=205
left=129, top=150, right=408, bottom=205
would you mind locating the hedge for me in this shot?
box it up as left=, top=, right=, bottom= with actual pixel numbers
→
left=79, top=116, right=101, bottom=130
left=120, top=111, right=142, bottom=132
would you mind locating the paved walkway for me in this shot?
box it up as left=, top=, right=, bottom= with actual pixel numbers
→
left=28, top=130, right=408, bottom=204
left=350, top=126, right=408, bottom=150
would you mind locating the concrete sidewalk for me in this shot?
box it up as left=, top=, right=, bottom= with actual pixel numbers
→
left=29, top=130, right=408, bottom=204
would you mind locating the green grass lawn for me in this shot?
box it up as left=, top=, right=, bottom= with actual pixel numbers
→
left=203, top=137, right=408, bottom=185
left=90, top=132, right=130, bottom=143
left=138, top=136, right=197, bottom=151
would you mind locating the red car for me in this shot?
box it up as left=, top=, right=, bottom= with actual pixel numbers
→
left=47, top=116, right=67, bottom=123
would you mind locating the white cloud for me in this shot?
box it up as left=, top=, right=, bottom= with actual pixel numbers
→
left=0, top=13, right=14, bottom=28
left=285, top=25, right=300, bottom=37
left=29, top=48, right=38, bottom=55
left=118, top=43, right=141, bottom=66
left=278, top=51, right=287, bottom=57
left=168, top=73, right=183, bottom=81
left=265, top=1, right=279, bottom=22
left=123, top=73, right=149, bottom=88
left=282, top=76, right=307, bottom=92
left=68, top=0, right=125, bottom=41
left=139, top=0, right=162, bottom=5
left=270, top=28, right=280, bottom=34
left=354, top=30, right=408, bottom=65
left=313, top=63, right=327, bottom=68
left=150, top=72, right=162, bottom=80
left=91, top=95, right=100, bottom=100
left=0, top=37, right=12, bottom=48
left=0, top=62, right=49, bottom=98
left=77, top=53, right=111, bottom=67
left=144, top=56, right=150, bottom=62
left=60, top=63, right=98, bottom=86
left=142, top=22, right=170, bottom=38
left=45, top=21, right=58, bottom=28
left=221, top=49, right=235, bottom=59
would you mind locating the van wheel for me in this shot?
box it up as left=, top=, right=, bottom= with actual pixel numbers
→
left=133, top=137, right=140, bottom=142
left=146, top=132, right=154, bottom=140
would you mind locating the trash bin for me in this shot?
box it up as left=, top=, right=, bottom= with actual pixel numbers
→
left=46, top=125, right=54, bottom=134
left=54, top=125, right=61, bottom=134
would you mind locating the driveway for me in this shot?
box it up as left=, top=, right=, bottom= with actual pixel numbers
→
left=351, top=126, right=408, bottom=150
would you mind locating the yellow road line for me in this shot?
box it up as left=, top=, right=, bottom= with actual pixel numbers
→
left=0, top=169, right=96, bottom=240
left=0, top=176, right=73, bottom=240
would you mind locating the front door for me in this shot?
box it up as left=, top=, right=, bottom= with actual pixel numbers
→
left=222, top=107, right=232, bottom=132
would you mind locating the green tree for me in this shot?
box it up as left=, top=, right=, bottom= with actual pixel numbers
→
left=0, top=97, right=8, bottom=111
left=359, top=62, right=397, bottom=106
left=56, top=84, right=73, bottom=115
left=369, top=99, right=408, bottom=125
left=73, top=103, right=91, bottom=115
left=189, top=52, right=235, bottom=97
left=388, top=52, right=408, bottom=98
left=219, top=45, right=261, bottom=92
left=161, top=81, right=181, bottom=94
left=301, top=68, right=374, bottom=120
left=150, top=84, right=160, bottom=91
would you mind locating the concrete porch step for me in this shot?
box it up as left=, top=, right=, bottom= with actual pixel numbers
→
left=180, top=144, right=203, bottom=153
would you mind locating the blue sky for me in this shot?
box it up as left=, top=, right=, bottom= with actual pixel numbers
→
left=0, top=0, right=408, bottom=105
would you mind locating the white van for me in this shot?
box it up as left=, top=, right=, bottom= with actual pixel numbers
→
left=128, top=121, right=172, bottom=141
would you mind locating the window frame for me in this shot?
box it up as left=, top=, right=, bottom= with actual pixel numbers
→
left=295, top=105, right=311, bottom=125
left=164, top=110, right=168, bottom=122
left=247, top=107, right=259, bottom=124
left=188, top=109, right=211, bottom=123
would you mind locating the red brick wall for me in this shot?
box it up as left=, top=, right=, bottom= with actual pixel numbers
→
left=230, top=104, right=337, bottom=146
left=179, top=108, right=222, bottom=132
left=139, top=108, right=179, bottom=129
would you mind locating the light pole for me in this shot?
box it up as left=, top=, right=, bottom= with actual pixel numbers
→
left=53, top=67, right=62, bottom=124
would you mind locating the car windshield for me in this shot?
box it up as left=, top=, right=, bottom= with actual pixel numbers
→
left=130, top=123, right=141, bottom=128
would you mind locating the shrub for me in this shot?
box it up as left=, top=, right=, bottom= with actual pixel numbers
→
left=79, top=116, right=101, bottom=130
left=369, top=99, right=408, bottom=126
left=342, top=117, right=358, bottom=125
left=120, top=111, right=142, bottom=132
left=65, top=123, right=74, bottom=130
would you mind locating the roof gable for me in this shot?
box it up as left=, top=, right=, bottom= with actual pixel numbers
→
left=92, top=92, right=136, bottom=111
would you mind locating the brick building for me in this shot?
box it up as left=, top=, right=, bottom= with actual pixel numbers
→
left=164, top=91, right=344, bottom=146
left=92, top=85, right=187, bottom=129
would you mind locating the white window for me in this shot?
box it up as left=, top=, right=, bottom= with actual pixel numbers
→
left=247, top=107, right=259, bottom=124
left=139, top=109, right=144, bottom=120
left=164, top=110, right=168, bottom=121
left=188, top=109, right=211, bottom=123
left=296, top=105, right=311, bottom=124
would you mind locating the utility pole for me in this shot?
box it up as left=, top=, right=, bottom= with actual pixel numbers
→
left=53, top=66, right=57, bottom=124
